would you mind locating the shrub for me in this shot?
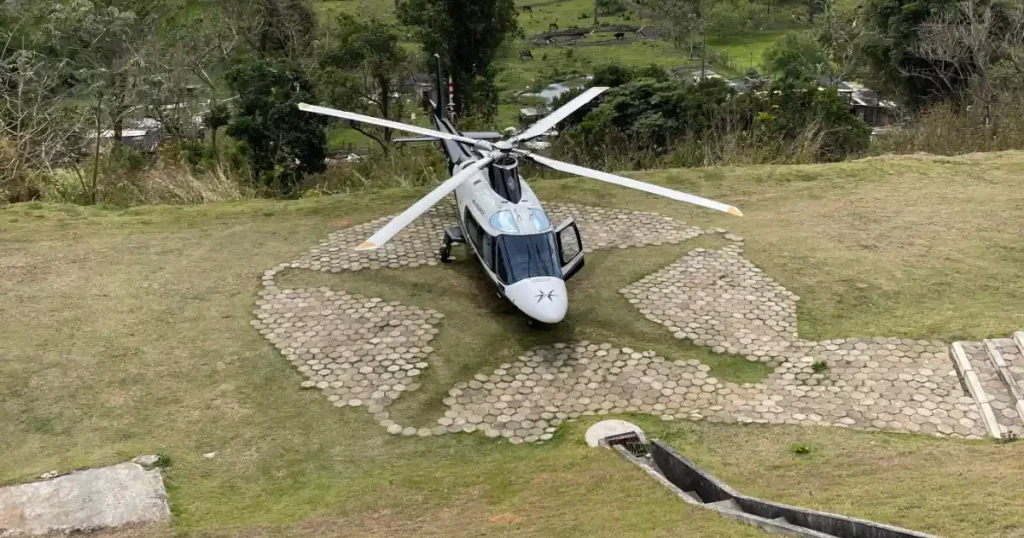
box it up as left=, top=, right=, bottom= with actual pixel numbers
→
left=225, top=59, right=328, bottom=195
left=555, top=76, right=869, bottom=169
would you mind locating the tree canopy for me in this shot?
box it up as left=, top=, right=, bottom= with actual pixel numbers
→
left=225, top=59, right=327, bottom=193
left=396, top=0, right=520, bottom=118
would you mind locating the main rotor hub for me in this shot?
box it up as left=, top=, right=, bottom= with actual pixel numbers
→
left=494, top=140, right=514, bottom=152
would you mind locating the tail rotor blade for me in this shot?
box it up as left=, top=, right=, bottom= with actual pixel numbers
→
left=511, top=86, right=609, bottom=143
left=355, top=157, right=494, bottom=250
left=298, top=103, right=492, bottom=150
left=523, top=152, right=742, bottom=217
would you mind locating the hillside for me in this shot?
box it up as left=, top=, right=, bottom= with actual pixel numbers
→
left=317, top=0, right=808, bottom=141
left=2, top=152, right=1023, bottom=536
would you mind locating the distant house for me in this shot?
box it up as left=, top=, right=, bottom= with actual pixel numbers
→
left=92, top=97, right=235, bottom=153
left=818, top=78, right=899, bottom=127
left=690, top=69, right=723, bottom=83
left=725, top=74, right=771, bottom=93
left=519, top=107, right=546, bottom=127
left=97, top=118, right=166, bottom=153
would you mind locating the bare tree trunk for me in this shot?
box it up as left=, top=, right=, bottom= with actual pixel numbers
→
left=211, top=126, right=219, bottom=164
left=91, top=93, right=102, bottom=205
left=379, top=76, right=393, bottom=148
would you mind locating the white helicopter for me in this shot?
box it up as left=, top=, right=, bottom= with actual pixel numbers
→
left=298, top=67, right=741, bottom=325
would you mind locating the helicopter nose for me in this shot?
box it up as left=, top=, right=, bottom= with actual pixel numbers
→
left=505, top=277, right=569, bottom=324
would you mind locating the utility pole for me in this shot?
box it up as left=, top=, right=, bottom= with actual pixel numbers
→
left=594, top=0, right=599, bottom=27
left=701, top=31, right=707, bottom=80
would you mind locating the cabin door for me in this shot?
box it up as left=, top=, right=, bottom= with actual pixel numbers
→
left=555, top=218, right=585, bottom=281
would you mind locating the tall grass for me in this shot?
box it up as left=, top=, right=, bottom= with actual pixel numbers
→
left=29, top=147, right=258, bottom=207
left=301, top=145, right=450, bottom=194
left=552, top=120, right=843, bottom=174
left=873, top=95, right=1024, bottom=156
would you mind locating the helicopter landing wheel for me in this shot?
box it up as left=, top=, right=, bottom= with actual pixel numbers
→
left=439, top=245, right=453, bottom=263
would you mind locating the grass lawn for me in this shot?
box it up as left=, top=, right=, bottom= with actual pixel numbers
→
left=2, top=152, right=1023, bottom=537
left=708, top=29, right=789, bottom=73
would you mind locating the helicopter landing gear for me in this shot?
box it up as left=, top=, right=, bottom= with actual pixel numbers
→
left=440, top=225, right=465, bottom=264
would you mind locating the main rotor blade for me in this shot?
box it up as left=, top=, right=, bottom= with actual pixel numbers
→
left=355, top=157, right=494, bottom=250
left=523, top=153, right=743, bottom=217
left=511, top=86, right=609, bottom=143
left=298, top=103, right=492, bottom=150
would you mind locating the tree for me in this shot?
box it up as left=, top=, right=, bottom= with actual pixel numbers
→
left=44, top=0, right=156, bottom=203
left=903, top=0, right=1024, bottom=113
left=316, top=15, right=409, bottom=151
left=758, top=79, right=870, bottom=161
left=861, top=0, right=958, bottom=106
left=396, top=0, right=519, bottom=118
left=225, top=59, right=327, bottom=194
left=560, top=78, right=738, bottom=160
left=864, top=0, right=1024, bottom=107
left=763, top=32, right=830, bottom=82
left=0, top=46, right=85, bottom=202
left=211, top=0, right=317, bottom=60
left=647, top=0, right=702, bottom=50
left=813, top=0, right=866, bottom=84
left=804, top=0, right=827, bottom=22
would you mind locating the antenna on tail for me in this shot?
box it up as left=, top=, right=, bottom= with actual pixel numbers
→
left=433, top=54, right=445, bottom=121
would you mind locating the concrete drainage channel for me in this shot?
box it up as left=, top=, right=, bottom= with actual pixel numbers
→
left=586, top=420, right=939, bottom=538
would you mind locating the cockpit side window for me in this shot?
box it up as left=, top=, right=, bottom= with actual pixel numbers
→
left=464, top=208, right=483, bottom=250
left=464, top=208, right=495, bottom=270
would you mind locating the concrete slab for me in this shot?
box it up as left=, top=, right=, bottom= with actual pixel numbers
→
left=0, top=462, right=170, bottom=537
left=585, top=420, right=645, bottom=448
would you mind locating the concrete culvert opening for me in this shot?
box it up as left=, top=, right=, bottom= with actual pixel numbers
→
left=603, top=431, right=649, bottom=458
left=586, top=421, right=939, bottom=538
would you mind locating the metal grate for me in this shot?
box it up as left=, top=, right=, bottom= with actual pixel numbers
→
left=605, top=432, right=649, bottom=458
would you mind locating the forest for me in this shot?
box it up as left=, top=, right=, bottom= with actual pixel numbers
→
left=1, top=0, right=1023, bottom=205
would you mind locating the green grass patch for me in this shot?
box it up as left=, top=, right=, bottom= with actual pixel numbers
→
left=3, top=152, right=1023, bottom=536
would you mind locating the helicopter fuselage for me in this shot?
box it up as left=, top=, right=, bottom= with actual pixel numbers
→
left=432, top=117, right=584, bottom=324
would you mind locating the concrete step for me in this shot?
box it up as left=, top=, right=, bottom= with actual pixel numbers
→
left=953, top=342, right=1024, bottom=438
left=985, top=338, right=1024, bottom=427
left=951, top=342, right=1003, bottom=438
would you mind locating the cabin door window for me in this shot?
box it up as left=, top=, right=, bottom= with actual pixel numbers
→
left=555, top=218, right=585, bottom=281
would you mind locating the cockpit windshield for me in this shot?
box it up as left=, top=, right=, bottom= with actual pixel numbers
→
left=495, top=232, right=562, bottom=284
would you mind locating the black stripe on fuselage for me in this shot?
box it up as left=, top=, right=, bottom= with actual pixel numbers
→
left=433, top=115, right=480, bottom=168
left=430, top=116, right=507, bottom=294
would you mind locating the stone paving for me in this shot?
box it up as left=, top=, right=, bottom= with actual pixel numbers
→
left=440, top=341, right=987, bottom=443
left=251, top=286, right=443, bottom=414
left=623, top=244, right=798, bottom=364
left=253, top=202, right=996, bottom=443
